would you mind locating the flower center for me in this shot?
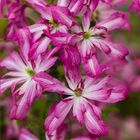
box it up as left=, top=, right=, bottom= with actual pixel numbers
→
left=25, top=67, right=35, bottom=77
left=49, top=18, right=59, bottom=29
left=83, top=32, right=91, bottom=39
left=74, top=88, right=82, bottom=97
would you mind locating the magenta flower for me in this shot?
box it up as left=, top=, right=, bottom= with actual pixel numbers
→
left=34, top=66, right=127, bottom=136
left=0, top=29, right=57, bottom=119
left=72, top=11, right=129, bottom=59
left=1, top=1, right=28, bottom=40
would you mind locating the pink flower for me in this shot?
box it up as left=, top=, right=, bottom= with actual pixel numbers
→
left=0, top=28, right=58, bottom=119
left=34, top=65, right=127, bottom=136
left=3, top=1, right=27, bottom=40
left=129, top=0, right=140, bottom=15
left=72, top=11, right=129, bottom=59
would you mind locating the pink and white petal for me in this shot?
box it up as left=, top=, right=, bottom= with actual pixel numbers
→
left=60, top=46, right=81, bottom=69
left=60, top=46, right=82, bottom=90
left=26, top=0, right=51, bottom=20
left=82, top=55, right=102, bottom=77
left=19, top=129, right=39, bottom=140
left=0, top=52, right=26, bottom=71
left=82, top=89, right=111, bottom=102
left=16, top=28, right=32, bottom=64
left=33, top=72, right=74, bottom=95
left=108, top=43, right=129, bottom=59
left=90, top=38, right=128, bottom=59
left=13, top=80, right=31, bottom=96
left=73, top=97, right=86, bottom=123
left=45, top=98, right=73, bottom=134
left=89, top=38, right=111, bottom=55
left=78, top=39, right=95, bottom=58
left=96, top=12, right=130, bottom=31
left=89, top=0, right=99, bottom=11
left=36, top=46, right=59, bottom=72
left=82, top=10, right=91, bottom=32
left=29, top=37, right=51, bottom=60
left=54, top=97, right=73, bottom=118
left=38, top=56, right=58, bottom=72
left=45, top=123, right=67, bottom=140
left=0, top=78, right=25, bottom=94
left=28, top=23, right=48, bottom=34
left=84, top=76, right=97, bottom=89
left=10, top=93, right=31, bottom=120
left=10, top=81, right=41, bottom=119
left=44, top=31, right=74, bottom=46
left=84, top=102, right=109, bottom=135
left=104, top=85, right=128, bottom=103
left=83, top=76, right=110, bottom=93
left=51, top=6, right=75, bottom=27
left=69, top=0, right=85, bottom=15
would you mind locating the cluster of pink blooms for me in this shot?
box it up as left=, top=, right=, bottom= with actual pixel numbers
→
left=0, top=0, right=140, bottom=139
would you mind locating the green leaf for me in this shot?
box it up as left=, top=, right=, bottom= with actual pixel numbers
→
left=0, top=18, right=8, bottom=39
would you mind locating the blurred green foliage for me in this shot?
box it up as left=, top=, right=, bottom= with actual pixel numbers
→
left=0, top=18, right=8, bottom=39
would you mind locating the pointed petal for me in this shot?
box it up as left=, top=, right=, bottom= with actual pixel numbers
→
left=104, top=84, right=128, bottom=103
left=84, top=101, right=109, bottom=135
left=97, top=12, right=130, bottom=31
left=0, top=78, right=25, bottom=94
left=16, top=28, right=32, bottom=64
left=82, top=55, right=102, bottom=77
left=82, top=10, right=91, bottom=32
left=45, top=98, right=73, bottom=134
left=0, top=52, right=26, bottom=71
left=33, top=72, right=74, bottom=95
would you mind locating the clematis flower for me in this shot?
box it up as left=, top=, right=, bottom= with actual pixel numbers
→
left=34, top=62, right=127, bottom=136
left=129, top=0, right=140, bottom=15
left=71, top=11, right=129, bottom=59
left=0, top=28, right=58, bottom=119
